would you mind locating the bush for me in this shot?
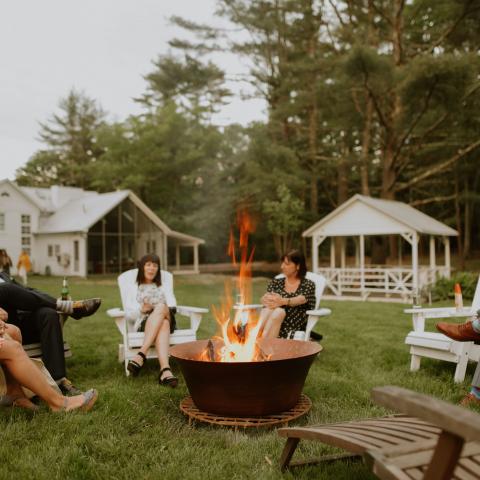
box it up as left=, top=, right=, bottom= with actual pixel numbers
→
left=429, top=272, right=478, bottom=302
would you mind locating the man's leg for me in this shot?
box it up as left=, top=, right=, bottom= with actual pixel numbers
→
left=0, top=283, right=57, bottom=312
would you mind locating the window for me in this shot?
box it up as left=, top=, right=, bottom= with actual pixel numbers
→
left=21, top=236, right=31, bottom=245
left=48, top=245, right=53, bottom=257
left=74, top=240, right=79, bottom=272
left=21, top=225, right=30, bottom=234
left=151, top=240, right=156, bottom=253
left=21, top=215, right=30, bottom=224
left=54, top=245, right=60, bottom=255
left=0, top=213, right=4, bottom=231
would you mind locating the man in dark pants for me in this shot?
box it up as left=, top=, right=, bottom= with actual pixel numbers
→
left=0, top=271, right=101, bottom=395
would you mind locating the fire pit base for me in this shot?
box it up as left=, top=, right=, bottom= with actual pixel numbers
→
left=179, top=394, right=312, bottom=429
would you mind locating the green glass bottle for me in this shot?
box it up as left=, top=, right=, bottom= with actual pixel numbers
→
left=61, top=276, right=70, bottom=301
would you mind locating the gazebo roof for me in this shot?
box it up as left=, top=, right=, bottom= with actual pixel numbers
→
left=303, top=194, right=458, bottom=237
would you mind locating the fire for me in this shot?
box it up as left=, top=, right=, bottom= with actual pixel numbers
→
left=201, top=210, right=270, bottom=363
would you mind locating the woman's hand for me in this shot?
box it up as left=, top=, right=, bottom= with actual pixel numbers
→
left=262, top=292, right=286, bottom=309
left=0, top=307, right=7, bottom=322
left=141, top=302, right=154, bottom=314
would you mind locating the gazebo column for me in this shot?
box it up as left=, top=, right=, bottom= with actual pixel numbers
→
left=175, top=245, right=180, bottom=270
left=360, top=235, right=365, bottom=297
left=330, top=238, right=335, bottom=268
left=193, top=244, right=199, bottom=274
left=429, top=236, right=436, bottom=284
left=443, top=236, right=451, bottom=278
left=311, top=235, right=326, bottom=273
left=340, top=238, right=346, bottom=268
left=412, top=232, right=419, bottom=294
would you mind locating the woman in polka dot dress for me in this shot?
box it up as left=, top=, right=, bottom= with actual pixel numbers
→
left=259, top=250, right=316, bottom=339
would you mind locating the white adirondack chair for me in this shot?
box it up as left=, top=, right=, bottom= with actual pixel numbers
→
left=106, top=269, right=208, bottom=375
left=274, top=271, right=331, bottom=341
left=404, top=275, right=480, bottom=383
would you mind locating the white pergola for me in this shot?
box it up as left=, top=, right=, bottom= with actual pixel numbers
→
left=303, top=194, right=458, bottom=301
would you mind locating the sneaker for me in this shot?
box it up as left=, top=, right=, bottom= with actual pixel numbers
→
left=460, top=392, right=480, bottom=407
left=70, top=298, right=101, bottom=320
left=435, top=321, right=480, bottom=343
left=58, top=378, right=82, bottom=396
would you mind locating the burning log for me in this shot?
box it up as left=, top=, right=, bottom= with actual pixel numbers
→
left=206, top=339, right=217, bottom=362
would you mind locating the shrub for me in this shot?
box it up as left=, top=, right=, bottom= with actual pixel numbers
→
left=429, top=272, right=478, bottom=302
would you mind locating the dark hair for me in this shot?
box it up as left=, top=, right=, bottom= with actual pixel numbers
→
left=281, top=249, right=307, bottom=279
left=136, top=253, right=161, bottom=286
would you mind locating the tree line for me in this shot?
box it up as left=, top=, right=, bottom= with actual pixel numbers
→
left=16, top=0, right=480, bottom=266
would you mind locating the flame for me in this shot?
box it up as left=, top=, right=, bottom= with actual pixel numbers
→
left=204, top=209, right=268, bottom=362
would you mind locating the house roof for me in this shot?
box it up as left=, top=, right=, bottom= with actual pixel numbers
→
left=303, top=194, right=458, bottom=237
left=38, top=190, right=130, bottom=233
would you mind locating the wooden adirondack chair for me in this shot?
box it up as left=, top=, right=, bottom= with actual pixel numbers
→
left=274, top=271, right=331, bottom=341
left=278, top=386, right=480, bottom=479
left=366, top=386, right=480, bottom=480
left=404, top=275, right=480, bottom=383
left=106, top=268, right=208, bottom=375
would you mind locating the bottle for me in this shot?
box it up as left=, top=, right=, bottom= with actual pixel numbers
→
left=61, top=276, right=70, bottom=301
left=454, top=283, right=463, bottom=311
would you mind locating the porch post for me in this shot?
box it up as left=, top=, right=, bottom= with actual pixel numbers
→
left=444, top=236, right=451, bottom=278
left=340, top=237, right=346, bottom=268
left=429, top=236, right=436, bottom=283
left=102, top=218, right=106, bottom=274
left=360, top=235, right=365, bottom=295
left=312, top=236, right=318, bottom=273
left=175, top=245, right=180, bottom=270
left=193, top=244, right=199, bottom=274
left=412, top=231, right=419, bottom=293
left=330, top=238, right=335, bottom=268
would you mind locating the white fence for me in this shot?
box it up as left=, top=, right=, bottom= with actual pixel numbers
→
left=318, top=266, right=450, bottom=301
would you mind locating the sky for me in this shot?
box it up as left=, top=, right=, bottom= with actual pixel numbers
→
left=1, top=0, right=265, bottom=180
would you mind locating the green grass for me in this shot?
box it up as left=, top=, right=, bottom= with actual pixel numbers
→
left=0, top=274, right=476, bottom=479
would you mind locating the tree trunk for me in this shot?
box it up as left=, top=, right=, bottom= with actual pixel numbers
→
left=454, top=168, right=464, bottom=269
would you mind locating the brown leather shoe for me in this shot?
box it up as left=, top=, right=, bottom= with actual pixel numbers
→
left=435, top=321, right=480, bottom=343
left=71, top=298, right=101, bottom=320
left=460, top=392, right=480, bottom=407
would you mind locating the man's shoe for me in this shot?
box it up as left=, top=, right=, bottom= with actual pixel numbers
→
left=436, top=321, right=480, bottom=343
left=460, top=392, right=480, bottom=407
left=58, top=378, right=82, bottom=396
left=310, top=331, right=323, bottom=341
left=71, top=298, right=101, bottom=320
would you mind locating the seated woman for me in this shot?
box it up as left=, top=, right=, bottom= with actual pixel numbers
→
left=0, top=315, right=98, bottom=412
left=259, top=250, right=316, bottom=339
left=125, top=254, right=178, bottom=387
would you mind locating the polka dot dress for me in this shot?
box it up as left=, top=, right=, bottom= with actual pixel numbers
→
left=266, top=277, right=316, bottom=338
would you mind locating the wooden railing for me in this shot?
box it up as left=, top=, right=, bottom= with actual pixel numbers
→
left=317, top=266, right=449, bottom=300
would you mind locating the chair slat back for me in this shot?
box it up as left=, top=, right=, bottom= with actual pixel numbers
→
left=117, top=268, right=177, bottom=311
left=275, top=271, right=326, bottom=310
left=472, top=274, right=480, bottom=311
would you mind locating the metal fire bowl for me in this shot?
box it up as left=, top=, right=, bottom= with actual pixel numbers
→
left=170, top=338, right=322, bottom=417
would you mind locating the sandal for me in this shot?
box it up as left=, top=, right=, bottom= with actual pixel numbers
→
left=56, top=388, right=98, bottom=413
left=127, top=351, right=146, bottom=376
left=159, top=367, right=178, bottom=388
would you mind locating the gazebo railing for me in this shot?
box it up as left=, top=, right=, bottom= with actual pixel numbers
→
left=317, top=266, right=449, bottom=300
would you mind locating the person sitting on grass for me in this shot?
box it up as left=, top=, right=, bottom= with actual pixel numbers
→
left=125, top=254, right=178, bottom=388
left=437, top=311, right=480, bottom=407
left=0, top=319, right=98, bottom=412
left=259, top=250, right=317, bottom=339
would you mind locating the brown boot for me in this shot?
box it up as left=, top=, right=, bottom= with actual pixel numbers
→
left=436, top=321, right=480, bottom=343
left=460, top=392, right=480, bottom=407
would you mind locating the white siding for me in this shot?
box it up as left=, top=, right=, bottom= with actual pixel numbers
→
left=0, top=183, right=40, bottom=274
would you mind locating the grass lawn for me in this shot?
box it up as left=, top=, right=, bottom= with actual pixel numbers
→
left=0, top=274, right=476, bottom=480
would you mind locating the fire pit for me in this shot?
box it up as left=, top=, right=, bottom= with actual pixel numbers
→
left=170, top=338, right=321, bottom=416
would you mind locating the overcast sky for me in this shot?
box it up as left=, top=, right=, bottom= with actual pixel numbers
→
left=1, top=0, right=265, bottom=180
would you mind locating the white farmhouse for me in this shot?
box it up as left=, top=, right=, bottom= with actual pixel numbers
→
left=0, top=179, right=203, bottom=277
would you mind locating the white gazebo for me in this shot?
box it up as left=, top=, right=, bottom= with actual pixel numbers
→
left=303, top=194, right=458, bottom=302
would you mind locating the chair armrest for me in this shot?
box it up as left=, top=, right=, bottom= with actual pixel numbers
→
left=404, top=307, right=475, bottom=318
left=176, top=305, right=208, bottom=333
left=107, top=308, right=125, bottom=318
left=372, top=386, right=480, bottom=442
left=306, top=308, right=332, bottom=317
